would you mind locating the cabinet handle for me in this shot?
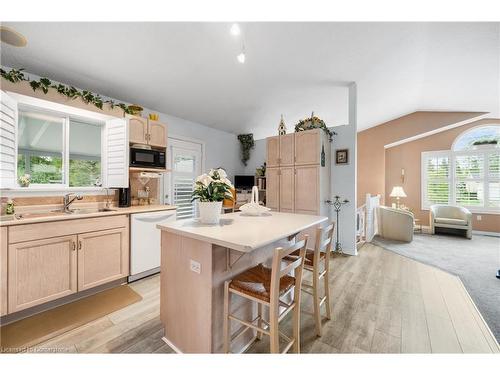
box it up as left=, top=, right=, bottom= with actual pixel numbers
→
left=78, top=240, right=82, bottom=250
left=72, top=241, right=76, bottom=251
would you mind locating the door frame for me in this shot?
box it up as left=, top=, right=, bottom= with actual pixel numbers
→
left=161, top=135, right=206, bottom=206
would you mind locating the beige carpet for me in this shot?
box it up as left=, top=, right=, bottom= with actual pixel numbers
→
left=0, top=285, right=142, bottom=352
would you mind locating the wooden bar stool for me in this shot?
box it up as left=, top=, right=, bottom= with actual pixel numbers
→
left=223, top=236, right=309, bottom=354
left=285, top=222, right=335, bottom=337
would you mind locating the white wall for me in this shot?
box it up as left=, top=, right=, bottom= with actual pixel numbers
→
left=141, top=109, right=240, bottom=180
left=330, top=123, right=357, bottom=255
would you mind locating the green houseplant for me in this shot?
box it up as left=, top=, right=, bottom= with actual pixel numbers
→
left=192, top=168, right=233, bottom=224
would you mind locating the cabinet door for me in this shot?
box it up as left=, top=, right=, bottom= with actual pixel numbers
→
left=128, top=116, right=148, bottom=144
left=8, top=235, right=77, bottom=313
left=78, top=227, right=129, bottom=291
left=266, top=136, right=280, bottom=167
left=265, top=167, right=280, bottom=211
left=295, top=129, right=320, bottom=165
left=279, top=167, right=295, bottom=212
left=279, top=133, right=295, bottom=166
left=148, top=120, right=167, bottom=148
left=1, top=227, right=7, bottom=316
left=294, top=165, right=320, bottom=213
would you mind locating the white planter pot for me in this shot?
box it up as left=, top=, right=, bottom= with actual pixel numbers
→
left=198, top=201, right=223, bottom=224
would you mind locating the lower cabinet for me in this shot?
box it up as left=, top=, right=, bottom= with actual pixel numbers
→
left=78, top=228, right=129, bottom=291
left=1, top=227, right=9, bottom=316
left=6, top=216, right=129, bottom=314
left=8, top=235, right=78, bottom=313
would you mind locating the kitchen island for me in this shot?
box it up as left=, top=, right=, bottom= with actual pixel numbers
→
left=157, top=211, right=327, bottom=353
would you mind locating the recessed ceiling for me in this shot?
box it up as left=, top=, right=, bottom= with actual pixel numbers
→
left=1, top=22, right=498, bottom=139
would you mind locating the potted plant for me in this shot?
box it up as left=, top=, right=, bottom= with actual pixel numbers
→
left=192, top=168, right=234, bottom=224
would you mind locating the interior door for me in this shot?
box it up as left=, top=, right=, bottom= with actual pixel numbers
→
left=163, top=138, right=202, bottom=219
left=279, top=166, right=295, bottom=212
left=265, top=167, right=280, bottom=211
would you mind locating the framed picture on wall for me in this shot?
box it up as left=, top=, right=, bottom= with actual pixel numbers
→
left=335, top=149, right=349, bottom=165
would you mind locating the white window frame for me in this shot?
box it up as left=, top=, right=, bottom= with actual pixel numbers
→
left=422, top=148, right=500, bottom=214
left=4, top=92, right=123, bottom=194
left=17, top=107, right=104, bottom=189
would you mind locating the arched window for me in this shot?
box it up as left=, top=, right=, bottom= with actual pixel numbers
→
left=452, top=125, right=500, bottom=151
left=422, top=124, right=500, bottom=211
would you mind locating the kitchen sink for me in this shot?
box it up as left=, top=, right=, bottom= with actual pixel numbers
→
left=51, top=208, right=117, bottom=215
left=13, top=208, right=117, bottom=220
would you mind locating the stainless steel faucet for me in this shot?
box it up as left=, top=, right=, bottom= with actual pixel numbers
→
left=63, top=193, right=83, bottom=212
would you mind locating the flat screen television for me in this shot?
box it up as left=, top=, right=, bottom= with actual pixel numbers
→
left=234, top=175, right=255, bottom=190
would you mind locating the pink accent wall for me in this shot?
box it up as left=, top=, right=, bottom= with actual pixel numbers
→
left=385, top=118, right=500, bottom=232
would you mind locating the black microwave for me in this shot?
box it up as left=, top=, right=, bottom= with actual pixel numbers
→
left=130, top=147, right=166, bottom=169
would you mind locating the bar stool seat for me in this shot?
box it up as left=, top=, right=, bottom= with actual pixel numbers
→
left=285, top=249, right=325, bottom=268
left=229, top=264, right=295, bottom=303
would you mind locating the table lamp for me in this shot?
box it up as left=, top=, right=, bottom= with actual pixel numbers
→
left=390, top=186, right=407, bottom=208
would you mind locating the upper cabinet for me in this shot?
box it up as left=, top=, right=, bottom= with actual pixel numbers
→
left=128, top=116, right=149, bottom=145
left=279, top=133, right=295, bottom=166
left=148, top=120, right=167, bottom=148
left=294, top=129, right=320, bottom=165
left=267, top=136, right=280, bottom=167
left=128, top=115, right=167, bottom=148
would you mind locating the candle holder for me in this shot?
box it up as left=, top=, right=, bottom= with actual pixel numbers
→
left=326, top=195, right=349, bottom=254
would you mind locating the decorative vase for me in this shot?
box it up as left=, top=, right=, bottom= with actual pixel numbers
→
left=198, top=201, right=223, bottom=224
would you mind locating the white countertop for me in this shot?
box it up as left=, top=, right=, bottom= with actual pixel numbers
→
left=157, top=211, right=327, bottom=252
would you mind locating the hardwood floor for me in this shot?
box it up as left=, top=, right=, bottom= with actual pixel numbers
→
left=34, top=243, right=499, bottom=353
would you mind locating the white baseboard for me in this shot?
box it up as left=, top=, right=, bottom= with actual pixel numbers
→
left=472, top=230, right=500, bottom=237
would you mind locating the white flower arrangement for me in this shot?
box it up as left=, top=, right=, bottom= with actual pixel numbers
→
left=18, top=174, right=31, bottom=187
left=192, top=168, right=234, bottom=202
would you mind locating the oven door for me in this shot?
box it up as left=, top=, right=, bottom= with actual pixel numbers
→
left=130, top=148, right=161, bottom=168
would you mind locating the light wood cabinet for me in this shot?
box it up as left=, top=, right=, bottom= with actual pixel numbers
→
left=1, top=227, right=7, bottom=316
left=294, top=165, right=320, bottom=213
left=295, top=129, right=320, bottom=165
left=266, top=129, right=330, bottom=218
left=148, top=119, right=167, bottom=147
left=129, top=115, right=149, bottom=144
left=128, top=116, right=167, bottom=147
left=279, top=133, right=295, bottom=166
left=8, top=235, right=77, bottom=313
left=78, top=227, right=129, bottom=291
left=5, top=215, right=130, bottom=314
left=266, top=168, right=280, bottom=211
left=267, top=136, right=280, bottom=167
left=279, top=167, right=295, bottom=212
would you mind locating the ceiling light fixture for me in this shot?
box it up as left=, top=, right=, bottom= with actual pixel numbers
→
left=0, top=26, right=27, bottom=47
left=230, top=23, right=241, bottom=36
left=237, top=52, right=246, bottom=64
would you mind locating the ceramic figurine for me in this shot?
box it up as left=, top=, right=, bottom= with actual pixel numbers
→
left=278, top=114, right=287, bottom=135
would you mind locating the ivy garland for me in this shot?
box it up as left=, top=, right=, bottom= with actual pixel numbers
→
left=294, top=115, right=336, bottom=142
left=237, top=133, right=255, bottom=166
left=0, top=67, right=135, bottom=114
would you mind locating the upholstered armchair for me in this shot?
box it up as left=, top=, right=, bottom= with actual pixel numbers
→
left=429, top=205, right=472, bottom=239
left=376, top=206, right=414, bottom=242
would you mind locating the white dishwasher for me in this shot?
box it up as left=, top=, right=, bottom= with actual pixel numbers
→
left=130, top=209, right=176, bottom=282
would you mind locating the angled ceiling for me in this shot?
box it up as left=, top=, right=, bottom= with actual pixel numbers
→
left=1, top=22, right=499, bottom=139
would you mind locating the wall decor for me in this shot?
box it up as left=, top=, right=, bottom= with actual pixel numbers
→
left=326, top=196, right=350, bottom=253
left=278, top=114, right=287, bottom=135
left=335, top=149, right=349, bottom=164
left=237, top=133, right=255, bottom=166
left=294, top=111, right=336, bottom=142
left=1, top=67, right=136, bottom=114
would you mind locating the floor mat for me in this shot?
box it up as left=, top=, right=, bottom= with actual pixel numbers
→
left=1, top=285, right=142, bottom=352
